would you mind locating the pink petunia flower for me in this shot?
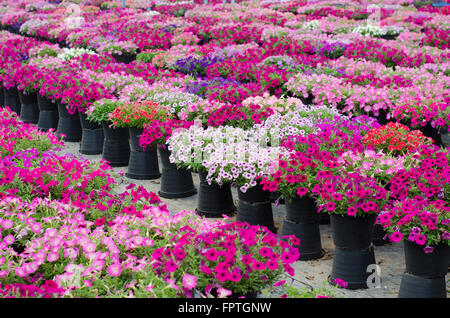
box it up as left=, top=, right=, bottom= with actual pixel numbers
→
left=107, top=263, right=122, bottom=277
left=182, top=273, right=198, bottom=290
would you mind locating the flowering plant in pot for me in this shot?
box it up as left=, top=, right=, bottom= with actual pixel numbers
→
left=168, top=124, right=287, bottom=191
left=56, top=47, right=96, bottom=61
left=150, top=219, right=301, bottom=298
left=315, top=172, right=389, bottom=218
left=315, top=171, right=389, bottom=289
left=260, top=115, right=373, bottom=200
left=363, top=122, right=433, bottom=156
left=378, top=198, right=449, bottom=298
left=167, top=124, right=280, bottom=220
left=109, top=100, right=169, bottom=130
left=337, top=150, right=409, bottom=186
left=388, top=145, right=449, bottom=202
left=87, top=99, right=130, bottom=167
left=86, top=99, right=122, bottom=126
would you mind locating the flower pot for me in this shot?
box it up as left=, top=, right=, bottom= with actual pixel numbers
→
left=0, top=88, right=4, bottom=107
left=79, top=112, right=104, bottom=155
left=4, top=87, right=21, bottom=115
left=300, top=94, right=314, bottom=105
left=102, top=124, right=130, bottom=167
left=237, top=185, right=276, bottom=233
left=158, top=146, right=196, bottom=198
left=56, top=102, right=82, bottom=142
left=375, top=108, right=388, bottom=126
left=270, top=191, right=284, bottom=205
left=37, top=96, right=58, bottom=131
left=329, top=214, right=377, bottom=289
left=112, top=53, right=136, bottom=64
left=196, top=170, right=235, bottom=218
left=380, top=34, right=399, bottom=40
left=320, top=213, right=330, bottom=224
left=285, top=196, right=318, bottom=223
left=280, top=196, right=323, bottom=260
left=372, top=223, right=388, bottom=246
left=441, top=127, right=449, bottom=148
left=125, top=127, right=160, bottom=179
left=418, top=123, right=442, bottom=146
left=18, top=91, right=39, bottom=124
left=398, top=242, right=449, bottom=298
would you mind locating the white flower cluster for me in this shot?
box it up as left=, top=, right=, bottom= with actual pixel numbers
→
left=19, top=19, right=48, bottom=34
left=168, top=124, right=287, bottom=192
left=303, top=20, right=320, bottom=31
left=146, top=90, right=200, bottom=114
left=144, top=10, right=161, bottom=18
left=353, top=24, right=404, bottom=37
left=57, top=47, right=96, bottom=61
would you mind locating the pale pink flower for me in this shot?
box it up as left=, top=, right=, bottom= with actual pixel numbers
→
left=182, top=273, right=198, bottom=290
left=47, top=252, right=59, bottom=262
left=83, top=280, right=92, bottom=287
left=3, top=234, right=14, bottom=245
left=166, top=278, right=179, bottom=291
left=107, top=263, right=122, bottom=277
left=216, top=287, right=232, bottom=298
left=30, top=223, right=42, bottom=233
left=2, top=219, right=13, bottom=229
left=15, top=267, right=26, bottom=278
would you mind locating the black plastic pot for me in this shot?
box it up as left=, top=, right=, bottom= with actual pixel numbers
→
left=380, top=34, right=399, bottom=40
left=329, top=214, right=378, bottom=289
left=56, top=102, right=82, bottom=142
left=125, top=127, right=160, bottom=179
left=270, top=191, right=284, bottom=205
left=419, top=123, right=442, bottom=146
left=280, top=196, right=323, bottom=260
left=284, top=196, right=318, bottom=223
left=282, top=219, right=323, bottom=260
left=300, top=94, right=314, bottom=105
left=375, top=109, right=389, bottom=126
left=18, top=91, right=39, bottom=124
left=196, top=170, right=235, bottom=218
left=0, top=88, right=4, bottom=108
left=4, top=87, right=21, bottom=115
left=236, top=185, right=276, bottom=233
left=37, top=96, right=58, bottom=131
left=398, top=242, right=448, bottom=298
left=320, top=213, right=330, bottom=224
left=112, top=53, right=136, bottom=64
left=158, top=146, right=196, bottom=198
left=441, top=127, right=449, bottom=148
left=79, top=112, right=104, bottom=155
left=372, top=223, right=388, bottom=246
left=102, top=124, right=130, bottom=167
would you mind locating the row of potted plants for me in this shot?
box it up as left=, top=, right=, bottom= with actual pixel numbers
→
left=0, top=106, right=303, bottom=298
left=0, top=0, right=448, bottom=298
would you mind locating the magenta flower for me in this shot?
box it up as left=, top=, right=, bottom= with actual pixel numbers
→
left=205, top=248, right=219, bottom=261
left=296, top=187, right=308, bottom=197
left=415, top=234, right=427, bottom=245
left=273, top=280, right=285, bottom=287
left=325, top=202, right=336, bottom=212
left=334, top=278, right=348, bottom=288
left=390, top=231, right=403, bottom=243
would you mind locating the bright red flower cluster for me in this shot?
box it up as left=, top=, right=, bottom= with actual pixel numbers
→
left=363, top=122, right=432, bottom=155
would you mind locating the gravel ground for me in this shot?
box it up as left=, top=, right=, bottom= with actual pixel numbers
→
left=59, top=141, right=449, bottom=298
